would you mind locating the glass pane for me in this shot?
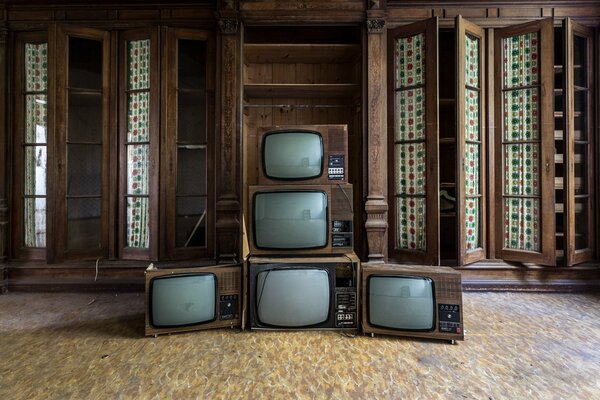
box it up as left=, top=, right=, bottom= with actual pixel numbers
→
left=395, top=142, right=426, bottom=195
left=25, top=95, right=47, bottom=144
left=25, top=42, right=48, bottom=92
left=503, top=143, right=540, bottom=196
left=68, top=37, right=102, bottom=90
left=128, top=39, right=150, bottom=90
left=574, top=198, right=589, bottom=250
left=574, top=89, right=587, bottom=113
left=176, top=196, right=207, bottom=248
left=573, top=35, right=586, bottom=88
left=127, top=92, right=150, bottom=142
left=466, top=198, right=480, bottom=251
left=177, top=91, right=207, bottom=143
left=67, top=198, right=101, bottom=250
left=67, top=144, right=102, bottom=196
left=24, top=198, right=46, bottom=247
left=395, top=33, right=425, bottom=88
left=465, top=143, right=480, bottom=196
left=178, top=39, right=207, bottom=90
left=24, top=146, right=47, bottom=196
left=126, top=196, right=149, bottom=248
left=68, top=92, right=102, bottom=142
left=503, top=32, right=539, bottom=88
left=465, top=34, right=479, bottom=87
left=503, top=88, right=539, bottom=141
left=395, top=197, right=426, bottom=251
left=465, top=89, right=479, bottom=141
left=395, top=88, right=425, bottom=141
left=177, top=147, right=206, bottom=195
left=574, top=143, right=588, bottom=195
left=503, top=197, right=540, bottom=251
left=127, top=144, right=149, bottom=195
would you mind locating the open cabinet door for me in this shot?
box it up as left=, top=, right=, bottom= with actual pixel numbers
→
left=494, top=19, right=556, bottom=265
left=456, top=16, right=486, bottom=266
left=388, top=18, right=439, bottom=265
left=563, top=19, right=595, bottom=266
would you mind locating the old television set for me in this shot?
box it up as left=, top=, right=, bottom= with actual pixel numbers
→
left=247, top=184, right=353, bottom=255
left=361, top=264, right=464, bottom=343
left=145, top=264, right=242, bottom=336
left=248, top=253, right=359, bottom=330
left=256, top=124, right=348, bottom=185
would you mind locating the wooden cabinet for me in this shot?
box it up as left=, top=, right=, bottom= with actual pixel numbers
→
left=11, top=25, right=215, bottom=263
left=387, top=17, right=488, bottom=266
left=242, top=25, right=363, bottom=250
left=388, top=16, right=595, bottom=267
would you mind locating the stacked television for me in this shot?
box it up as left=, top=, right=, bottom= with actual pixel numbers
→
left=247, top=125, right=359, bottom=331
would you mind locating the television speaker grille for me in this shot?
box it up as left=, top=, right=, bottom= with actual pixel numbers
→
left=437, top=276, right=462, bottom=300
left=218, top=270, right=241, bottom=292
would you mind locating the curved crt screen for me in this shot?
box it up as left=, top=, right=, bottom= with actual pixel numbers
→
left=256, top=269, right=330, bottom=327
left=151, top=274, right=216, bottom=327
left=263, top=131, right=323, bottom=179
left=254, top=191, right=328, bottom=249
left=368, top=276, right=434, bottom=330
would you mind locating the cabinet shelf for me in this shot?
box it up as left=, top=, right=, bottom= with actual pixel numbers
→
left=555, top=177, right=584, bottom=190
left=244, top=83, right=360, bottom=99
left=554, top=130, right=584, bottom=141
left=439, top=137, right=456, bottom=145
left=244, top=44, right=361, bottom=64
left=555, top=154, right=583, bottom=164
left=440, top=212, right=456, bottom=218
left=555, top=202, right=585, bottom=213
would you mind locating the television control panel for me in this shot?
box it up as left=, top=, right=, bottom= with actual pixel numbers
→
left=327, top=155, right=345, bottom=180
left=219, top=295, right=239, bottom=321
left=334, top=288, right=357, bottom=328
left=332, top=220, right=353, bottom=248
left=438, top=304, right=462, bottom=334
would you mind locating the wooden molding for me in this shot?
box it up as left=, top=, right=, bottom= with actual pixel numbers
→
left=367, top=18, right=386, bottom=34
left=218, top=18, right=239, bottom=35
left=216, top=30, right=242, bottom=263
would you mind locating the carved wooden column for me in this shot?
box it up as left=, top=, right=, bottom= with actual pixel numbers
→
left=364, top=9, right=388, bottom=264
left=0, top=22, right=8, bottom=293
left=216, top=7, right=242, bottom=263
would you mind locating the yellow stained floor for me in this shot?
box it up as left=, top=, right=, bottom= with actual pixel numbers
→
left=1, top=291, right=599, bottom=399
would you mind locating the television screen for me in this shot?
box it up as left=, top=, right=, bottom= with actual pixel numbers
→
left=368, top=276, right=435, bottom=330
left=262, top=131, right=323, bottom=179
left=256, top=269, right=330, bottom=327
left=253, top=191, right=328, bottom=249
left=150, top=274, right=216, bottom=327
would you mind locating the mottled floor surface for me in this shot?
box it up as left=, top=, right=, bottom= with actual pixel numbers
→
left=1, top=292, right=599, bottom=399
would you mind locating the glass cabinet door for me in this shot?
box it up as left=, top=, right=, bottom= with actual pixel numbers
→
left=563, top=19, right=595, bottom=266
left=13, top=33, right=49, bottom=260
left=55, top=26, right=109, bottom=259
left=163, top=28, right=214, bottom=259
left=388, top=18, right=439, bottom=265
left=456, top=16, right=486, bottom=265
left=495, top=19, right=555, bottom=265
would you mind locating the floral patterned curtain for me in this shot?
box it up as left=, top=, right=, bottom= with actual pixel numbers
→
left=502, top=32, right=541, bottom=251
left=24, top=42, right=48, bottom=248
left=464, top=34, right=481, bottom=251
left=394, top=34, right=427, bottom=250
left=126, top=40, right=150, bottom=248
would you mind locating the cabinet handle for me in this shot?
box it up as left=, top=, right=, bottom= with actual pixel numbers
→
left=546, top=159, right=550, bottom=173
